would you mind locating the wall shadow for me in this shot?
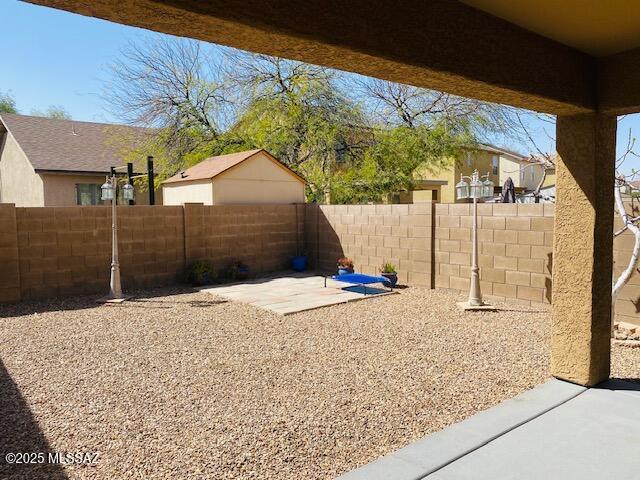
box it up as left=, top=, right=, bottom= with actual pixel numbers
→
left=307, top=206, right=344, bottom=275
left=597, top=378, right=640, bottom=389
left=0, top=286, right=206, bottom=318
left=0, top=360, right=68, bottom=479
left=545, top=252, right=553, bottom=304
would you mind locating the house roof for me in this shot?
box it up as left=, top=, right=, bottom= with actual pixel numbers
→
left=162, top=149, right=305, bottom=184
left=475, top=143, right=527, bottom=160
left=0, top=113, right=150, bottom=174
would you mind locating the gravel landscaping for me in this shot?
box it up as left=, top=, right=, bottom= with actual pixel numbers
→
left=0, top=286, right=638, bottom=479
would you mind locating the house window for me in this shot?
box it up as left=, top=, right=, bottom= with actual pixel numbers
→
left=491, top=155, right=499, bottom=175
left=466, top=152, right=472, bottom=166
left=76, top=184, right=102, bottom=205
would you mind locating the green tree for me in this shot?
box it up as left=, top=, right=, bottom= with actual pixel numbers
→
left=331, top=122, right=471, bottom=203
left=104, top=37, right=521, bottom=202
left=343, top=78, right=518, bottom=202
left=222, top=54, right=371, bottom=201
left=0, top=91, right=17, bottom=114
left=30, top=105, right=72, bottom=119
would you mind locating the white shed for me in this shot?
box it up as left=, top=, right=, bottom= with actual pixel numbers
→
left=162, top=149, right=305, bottom=205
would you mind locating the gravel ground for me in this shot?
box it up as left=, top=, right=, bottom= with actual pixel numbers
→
left=0, top=286, right=637, bottom=479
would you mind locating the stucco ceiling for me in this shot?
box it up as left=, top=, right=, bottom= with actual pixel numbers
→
left=461, top=0, right=640, bottom=56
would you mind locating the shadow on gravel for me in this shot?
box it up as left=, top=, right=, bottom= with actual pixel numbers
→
left=126, top=298, right=228, bottom=308
left=0, top=360, right=68, bottom=479
left=0, top=286, right=214, bottom=318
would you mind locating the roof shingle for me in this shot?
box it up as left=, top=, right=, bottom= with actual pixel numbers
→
left=0, top=113, right=150, bottom=173
left=162, top=149, right=305, bottom=184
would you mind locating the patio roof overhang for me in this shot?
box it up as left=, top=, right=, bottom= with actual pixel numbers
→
left=28, top=0, right=640, bottom=115
left=25, top=0, right=598, bottom=115
left=25, top=0, right=635, bottom=387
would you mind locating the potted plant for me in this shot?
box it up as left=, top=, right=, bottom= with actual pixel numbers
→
left=228, top=260, right=250, bottom=281
left=186, top=260, right=217, bottom=286
left=380, top=262, right=398, bottom=287
left=337, top=257, right=354, bottom=276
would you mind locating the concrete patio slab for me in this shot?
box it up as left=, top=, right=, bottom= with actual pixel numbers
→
left=338, top=378, right=640, bottom=480
left=201, top=272, right=395, bottom=315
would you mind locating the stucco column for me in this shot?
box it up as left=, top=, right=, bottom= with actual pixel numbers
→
left=552, top=114, right=616, bottom=386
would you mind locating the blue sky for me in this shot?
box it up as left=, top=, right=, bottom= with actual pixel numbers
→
left=3, top=0, right=640, bottom=173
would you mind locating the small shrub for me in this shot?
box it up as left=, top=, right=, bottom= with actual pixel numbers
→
left=185, top=261, right=217, bottom=286
left=381, top=262, right=397, bottom=274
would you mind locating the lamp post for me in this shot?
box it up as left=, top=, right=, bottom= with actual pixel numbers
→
left=100, top=168, right=134, bottom=302
left=455, top=170, right=495, bottom=310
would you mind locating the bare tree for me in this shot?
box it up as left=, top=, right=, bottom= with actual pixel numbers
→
left=503, top=110, right=557, bottom=203
left=355, top=77, right=521, bottom=138
left=613, top=131, right=640, bottom=304
left=104, top=37, right=234, bottom=154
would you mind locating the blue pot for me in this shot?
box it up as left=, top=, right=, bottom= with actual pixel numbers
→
left=236, top=266, right=249, bottom=280
left=292, top=255, right=308, bottom=272
left=381, top=272, right=398, bottom=287
left=337, top=268, right=352, bottom=276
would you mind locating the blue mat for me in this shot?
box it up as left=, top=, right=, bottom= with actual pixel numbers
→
left=332, top=273, right=388, bottom=285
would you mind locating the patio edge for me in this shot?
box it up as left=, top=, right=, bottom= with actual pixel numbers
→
left=336, top=378, right=586, bottom=480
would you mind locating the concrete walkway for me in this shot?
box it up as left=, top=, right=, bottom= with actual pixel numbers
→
left=338, top=378, right=640, bottom=480
left=202, top=273, right=393, bottom=315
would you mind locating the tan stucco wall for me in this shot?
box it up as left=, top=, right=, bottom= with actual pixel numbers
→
left=42, top=174, right=109, bottom=206
left=499, top=156, right=524, bottom=188
left=0, top=132, right=44, bottom=206
left=164, top=152, right=305, bottom=205
left=499, top=157, right=556, bottom=192
left=40, top=174, right=160, bottom=206
left=399, top=188, right=440, bottom=203
left=552, top=114, right=616, bottom=386
left=213, top=152, right=304, bottom=205
left=543, top=171, right=556, bottom=187
left=413, top=157, right=456, bottom=204
left=163, top=180, right=214, bottom=205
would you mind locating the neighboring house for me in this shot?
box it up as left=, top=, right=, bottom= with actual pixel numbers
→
left=0, top=113, right=157, bottom=206
left=403, top=143, right=527, bottom=203
left=518, top=153, right=557, bottom=191
left=162, top=149, right=306, bottom=205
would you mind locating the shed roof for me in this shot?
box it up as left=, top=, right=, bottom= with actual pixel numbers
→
left=0, top=113, right=150, bottom=174
left=162, top=149, right=305, bottom=184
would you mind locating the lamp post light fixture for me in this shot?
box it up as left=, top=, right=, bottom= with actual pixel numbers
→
left=100, top=167, right=134, bottom=303
left=456, top=170, right=496, bottom=311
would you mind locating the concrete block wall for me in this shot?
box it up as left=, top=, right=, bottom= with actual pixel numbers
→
left=0, top=204, right=20, bottom=303
left=434, top=203, right=555, bottom=305
left=1, top=200, right=639, bottom=327
left=1, top=203, right=304, bottom=302
left=305, top=204, right=433, bottom=286
left=14, top=205, right=185, bottom=300
left=186, top=204, right=305, bottom=276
